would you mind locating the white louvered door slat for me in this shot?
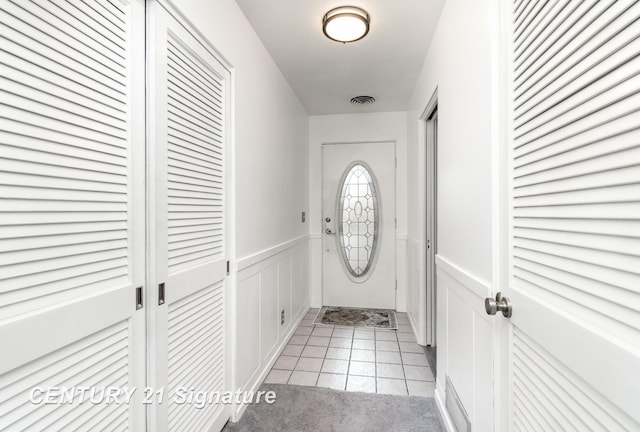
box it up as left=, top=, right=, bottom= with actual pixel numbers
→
left=148, top=3, right=230, bottom=432
left=0, top=1, right=146, bottom=431
left=506, top=1, right=640, bottom=430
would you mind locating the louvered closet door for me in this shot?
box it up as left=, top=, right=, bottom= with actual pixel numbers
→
left=0, top=1, right=146, bottom=431
left=148, top=3, right=230, bottom=432
left=505, top=0, right=640, bottom=430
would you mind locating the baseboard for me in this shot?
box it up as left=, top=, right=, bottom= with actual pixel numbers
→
left=435, top=385, right=457, bottom=432
left=232, top=305, right=310, bottom=421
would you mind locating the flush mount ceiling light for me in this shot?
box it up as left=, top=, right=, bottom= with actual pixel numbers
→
left=323, top=6, right=370, bottom=43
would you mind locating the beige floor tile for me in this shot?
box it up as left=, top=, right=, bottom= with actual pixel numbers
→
left=301, top=345, right=327, bottom=358
left=353, top=329, right=375, bottom=340
left=406, top=380, right=435, bottom=397
left=329, top=337, right=352, bottom=349
left=326, top=347, right=351, bottom=360
left=348, top=361, right=375, bottom=377
left=397, top=332, right=417, bottom=343
left=399, top=342, right=424, bottom=353
left=376, top=350, right=402, bottom=364
left=294, top=327, right=312, bottom=336
left=403, top=365, right=433, bottom=381
left=397, top=324, right=412, bottom=333
left=289, top=335, right=309, bottom=345
left=295, top=357, right=323, bottom=372
left=264, top=369, right=291, bottom=384
left=352, top=339, right=375, bottom=350
left=299, top=319, right=315, bottom=327
left=350, top=349, right=375, bottom=362
left=288, top=370, right=319, bottom=386
left=307, top=336, right=330, bottom=347
left=321, top=359, right=349, bottom=374
left=282, top=344, right=304, bottom=356
left=376, top=378, right=407, bottom=396
left=401, top=352, right=428, bottom=366
left=376, top=340, right=400, bottom=352
left=332, top=328, right=354, bottom=338
left=347, top=375, right=376, bottom=393
left=376, top=363, right=405, bottom=379
left=316, top=373, right=347, bottom=391
left=273, top=355, right=298, bottom=370
left=312, top=327, right=334, bottom=337
left=375, top=331, right=397, bottom=341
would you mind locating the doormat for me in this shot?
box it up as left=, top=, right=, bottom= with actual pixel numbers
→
left=313, top=307, right=397, bottom=329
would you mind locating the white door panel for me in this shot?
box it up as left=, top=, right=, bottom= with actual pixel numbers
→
left=502, top=0, right=640, bottom=430
left=0, top=0, right=146, bottom=430
left=322, top=142, right=396, bottom=309
left=148, top=3, right=230, bottom=432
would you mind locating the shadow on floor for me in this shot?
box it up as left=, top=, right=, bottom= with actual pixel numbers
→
left=424, top=345, right=437, bottom=377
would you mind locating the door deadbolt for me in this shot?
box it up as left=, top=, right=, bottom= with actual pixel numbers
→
left=325, top=217, right=331, bottom=223
left=485, top=292, right=512, bottom=318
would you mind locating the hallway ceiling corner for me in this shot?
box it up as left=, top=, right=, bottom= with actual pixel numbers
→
left=234, top=0, right=445, bottom=115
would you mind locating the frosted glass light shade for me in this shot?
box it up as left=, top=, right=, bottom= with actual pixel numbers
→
left=323, top=6, right=370, bottom=43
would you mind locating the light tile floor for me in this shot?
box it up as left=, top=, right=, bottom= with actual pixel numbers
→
left=264, top=309, right=435, bottom=397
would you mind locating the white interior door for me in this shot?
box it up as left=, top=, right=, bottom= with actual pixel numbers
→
left=500, top=1, right=640, bottom=430
left=0, top=0, right=146, bottom=430
left=322, top=142, right=396, bottom=309
left=148, top=3, right=230, bottom=431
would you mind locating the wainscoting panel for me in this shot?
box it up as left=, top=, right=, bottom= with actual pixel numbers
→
left=436, top=255, right=493, bottom=432
left=235, top=236, right=310, bottom=418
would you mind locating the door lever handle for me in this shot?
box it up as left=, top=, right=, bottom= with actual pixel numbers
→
left=485, top=292, right=512, bottom=318
left=325, top=228, right=335, bottom=235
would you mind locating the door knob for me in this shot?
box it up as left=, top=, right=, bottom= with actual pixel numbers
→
left=485, top=292, right=512, bottom=318
left=325, top=228, right=334, bottom=235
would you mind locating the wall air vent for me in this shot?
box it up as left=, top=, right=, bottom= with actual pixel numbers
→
left=350, top=95, right=376, bottom=105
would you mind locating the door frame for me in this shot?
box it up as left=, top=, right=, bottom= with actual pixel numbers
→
left=146, top=0, right=237, bottom=428
left=320, top=141, right=398, bottom=309
left=419, top=90, right=438, bottom=347
left=492, top=0, right=512, bottom=429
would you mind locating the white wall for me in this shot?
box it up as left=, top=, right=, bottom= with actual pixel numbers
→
left=308, top=112, right=408, bottom=311
left=406, top=0, right=497, bottom=429
left=169, top=0, right=311, bottom=420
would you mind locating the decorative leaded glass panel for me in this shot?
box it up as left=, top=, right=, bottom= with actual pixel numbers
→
left=337, top=163, right=379, bottom=278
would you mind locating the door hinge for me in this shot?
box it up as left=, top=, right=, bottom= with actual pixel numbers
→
left=135, top=286, right=143, bottom=310
left=395, top=157, right=397, bottom=168
left=395, top=218, right=397, bottom=229
left=395, top=280, right=397, bottom=291
left=226, top=260, right=230, bottom=275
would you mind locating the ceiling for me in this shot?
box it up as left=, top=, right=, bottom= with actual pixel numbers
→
left=235, top=0, right=445, bottom=115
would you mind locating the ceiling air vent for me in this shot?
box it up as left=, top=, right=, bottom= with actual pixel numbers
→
left=350, top=95, right=376, bottom=105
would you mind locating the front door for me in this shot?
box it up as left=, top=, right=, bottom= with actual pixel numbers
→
left=322, top=142, right=396, bottom=309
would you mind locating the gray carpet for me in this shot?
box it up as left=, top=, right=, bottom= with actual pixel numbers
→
left=222, top=384, right=445, bottom=432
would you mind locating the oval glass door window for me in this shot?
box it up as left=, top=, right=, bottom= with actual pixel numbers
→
left=337, top=163, right=379, bottom=279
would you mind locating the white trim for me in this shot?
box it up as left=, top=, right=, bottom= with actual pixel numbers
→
left=232, top=306, right=310, bottom=420
left=411, top=89, right=439, bottom=347
left=492, top=0, right=511, bottom=430
left=435, top=386, right=457, bottom=432
left=157, top=0, right=233, bottom=72
left=435, top=255, right=491, bottom=300
left=236, top=235, right=310, bottom=272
